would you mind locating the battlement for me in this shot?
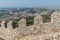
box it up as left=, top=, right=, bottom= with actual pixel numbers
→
left=0, top=11, right=60, bottom=29
left=0, top=13, right=43, bottom=29
left=0, top=11, right=60, bottom=40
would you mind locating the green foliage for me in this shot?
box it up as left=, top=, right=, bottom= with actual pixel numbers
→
left=42, top=15, right=51, bottom=23
left=12, top=19, right=21, bottom=28
left=26, top=16, right=34, bottom=26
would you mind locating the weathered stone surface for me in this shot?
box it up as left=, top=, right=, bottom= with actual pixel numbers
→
left=7, top=21, right=12, bottom=29
left=18, top=18, right=26, bottom=28
left=34, top=13, right=43, bottom=25
left=51, top=11, right=60, bottom=23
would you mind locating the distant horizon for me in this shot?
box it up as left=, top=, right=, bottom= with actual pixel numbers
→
left=0, top=5, right=60, bottom=9
left=0, top=0, right=60, bottom=8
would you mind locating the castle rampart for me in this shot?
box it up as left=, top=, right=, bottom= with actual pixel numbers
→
left=0, top=11, right=60, bottom=40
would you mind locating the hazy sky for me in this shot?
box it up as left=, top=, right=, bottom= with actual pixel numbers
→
left=0, top=0, right=60, bottom=8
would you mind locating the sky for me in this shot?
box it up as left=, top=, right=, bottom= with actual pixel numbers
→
left=0, top=0, right=60, bottom=8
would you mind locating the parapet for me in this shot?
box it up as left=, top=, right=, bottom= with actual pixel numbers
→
left=1, top=11, right=60, bottom=40
left=0, top=11, right=60, bottom=29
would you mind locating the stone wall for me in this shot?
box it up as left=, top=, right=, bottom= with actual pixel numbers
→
left=0, top=11, right=60, bottom=40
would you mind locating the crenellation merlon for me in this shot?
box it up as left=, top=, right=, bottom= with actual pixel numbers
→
left=1, top=20, right=5, bottom=28
left=34, top=13, right=43, bottom=25
left=7, top=20, right=13, bottom=29
left=18, top=18, right=26, bottom=28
